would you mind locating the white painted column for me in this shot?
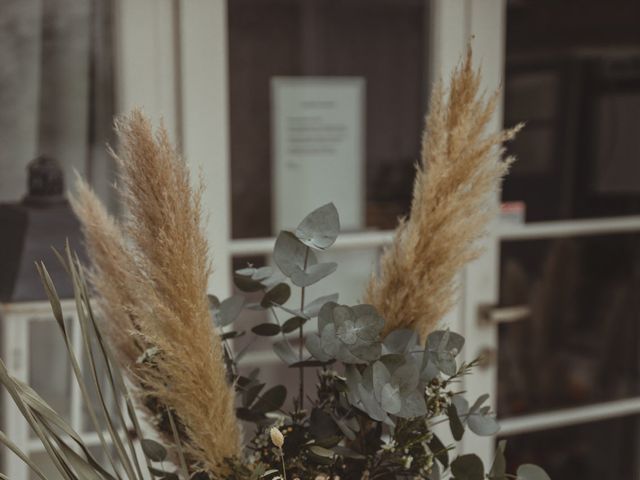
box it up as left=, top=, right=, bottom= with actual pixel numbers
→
left=459, top=0, right=506, bottom=464
left=178, top=0, right=232, bottom=298
left=112, top=0, right=179, bottom=140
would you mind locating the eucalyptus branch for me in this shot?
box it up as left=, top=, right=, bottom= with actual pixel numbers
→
left=298, top=246, right=310, bottom=410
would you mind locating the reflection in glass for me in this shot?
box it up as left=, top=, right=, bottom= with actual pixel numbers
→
left=498, top=415, right=640, bottom=480
left=228, top=0, right=428, bottom=238
left=504, top=0, right=640, bottom=221
left=498, top=233, right=640, bottom=417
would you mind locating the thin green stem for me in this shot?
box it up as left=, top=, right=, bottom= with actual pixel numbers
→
left=298, top=247, right=310, bottom=410
left=278, top=448, right=288, bottom=480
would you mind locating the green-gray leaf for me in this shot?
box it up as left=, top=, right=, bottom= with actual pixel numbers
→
left=273, top=231, right=316, bottom=277
left=489, top=440, right=507, bottom=479
left=216, top=295, right=245, bottom=327
left=282, top=316, right=306, bottom=333
left=468, top=412, right=500, bottom=436
left=380, top=383, right=401, bottom=414
left=447, top=404, right=465, bottom=441
left=251, top=323, right=281, bottom=336
left=260, top=283, right=291, bottom=308
left=141, top=439, right=167, bottom=462
left=516, top=464, right=551, bottom=480
left=451, top=454, right=484, bottom=480
left=295, top=203, right=340, bottom=250
left=252, top=385, right=287, bottom=413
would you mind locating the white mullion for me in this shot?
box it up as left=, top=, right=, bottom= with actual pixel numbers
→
left=178, top=0, right=232, bottom=298
left=499, top=397, right=640, bottom=437
left=229, top=230, right=395, bottom=257
left=499, top=215, right=640, bottom=241
left=2, top=312, right=31, bottom=480
left=459, top=0, right=506, bottom=464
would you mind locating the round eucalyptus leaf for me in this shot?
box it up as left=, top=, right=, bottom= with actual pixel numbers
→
left=294, top=203, right=340, bottom=250
left=451, top=454, right=484, bottom=480
left=372, top=361, right=392, bottom=400
left=428, top=329, right=465, bottom=357
left=447, top=404, right=465, bottom=441
left=260, top=283, right=291, bottom=308
left=467, top=412, right=500, bottom=436
left=308, top=445, right=335, bottom=458
left=383, top=329, right=419, bottom=354
left=380, top=383, right=402, bottom=414
left=452, top=395, right=470, bottom=417
left=216, top=295, right=245, bottom=327
left=321, top=324, right=340, bottom=357
left=234, top=271, right=263, bottom=292
left=304, top=293, right=339, bottom=317
left=251, top=323, right=281, bottom=336
left=336, top=319, right=358, bottom=345
left=305, top=333, right=332, bottom=362
left=350, top=343, right=382, bottom=363
left=273, top=231, right=316, bottom=277
left=235, top=407, right=266, bottom=423
left=489, top=440, right=507, bottom=479
left=391, top=362, right=420, bottom=394
left=273, top=340, right=298, bottom=365
left=252, top=385, right=287, bottom=413
left=469, top=393, right=490, bottom=414
left=207, top=294, right=220, bottom=309
left=141, top=439, right=167, bottom=462
left=282, top=316, right=306, bottom=333
left=356, top=384, right=389, bottom=423
left=516, top=464, right=551, bottom=480
left=397, top=391, right=428, bottom=419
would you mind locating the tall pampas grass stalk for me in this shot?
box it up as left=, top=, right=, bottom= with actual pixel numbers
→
left=71, top=110, right=242, bottom=474
left=365, top=49, right=522, bottom=340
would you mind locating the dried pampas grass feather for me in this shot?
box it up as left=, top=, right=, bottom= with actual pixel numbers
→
left=365, top=49, right=522, bottom=340
left=71, top=110, right=242, bottom=474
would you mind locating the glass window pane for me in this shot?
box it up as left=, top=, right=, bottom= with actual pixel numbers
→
left=498, top=415, right=640, bottom=480
left=497, top=233, right=640, bottom=417
left=0, top=0, right=116, bottom=205
left=228, top=0, right=428, bottom=238
left=504, top=0, right=640, bottom=221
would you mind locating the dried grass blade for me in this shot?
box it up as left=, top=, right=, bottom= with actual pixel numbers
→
left=73, top=251, right=146, bottom=480
left=0, top=430, right=48, bottom=480
left=64, top=246, right=138, bottom=480
left=0, top=360, right=74, bottom=480
left=167, top=408, right=189, bottom=478
left=35, top=262, right=122, bottom=477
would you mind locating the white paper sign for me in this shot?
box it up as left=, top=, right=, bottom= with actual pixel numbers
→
left=271, top=77, right=365, bottom=232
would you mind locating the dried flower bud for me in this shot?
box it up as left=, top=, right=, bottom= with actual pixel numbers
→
left=270, top=427, right=285, bottom=448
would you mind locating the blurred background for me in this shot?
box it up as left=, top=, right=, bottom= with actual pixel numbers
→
left=2, top=0, right=640, bottom=479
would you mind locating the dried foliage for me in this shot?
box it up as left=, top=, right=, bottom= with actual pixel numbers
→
left=1, top=49, right=551, bottom=480
left=365, top=49, right=522, bottom=339
left=71, top=110, right=242, bottom=474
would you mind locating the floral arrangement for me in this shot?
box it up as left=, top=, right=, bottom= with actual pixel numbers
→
left=0, top=50, right=549, bottom=480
